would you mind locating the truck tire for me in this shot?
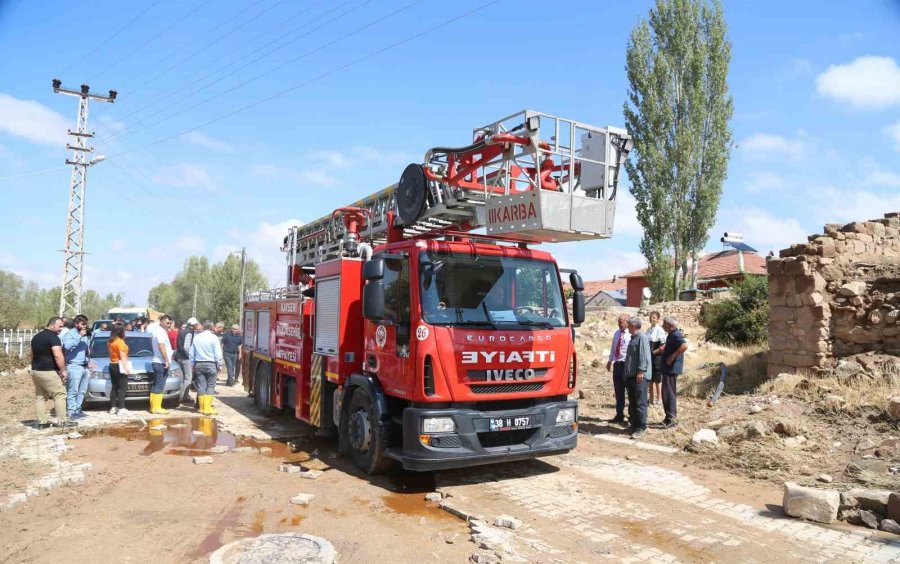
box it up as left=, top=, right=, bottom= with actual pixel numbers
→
left=254, top=363, right=278, bottom=417
left=346, top=387, right=390, bottom=475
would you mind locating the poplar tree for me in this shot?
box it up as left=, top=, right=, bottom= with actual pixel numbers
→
left=624, top=0, right=733, bottom=300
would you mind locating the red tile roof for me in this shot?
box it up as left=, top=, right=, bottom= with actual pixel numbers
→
left=622, top=251, right=767, bottom=280
left=564, top=277, right=627, bottom=296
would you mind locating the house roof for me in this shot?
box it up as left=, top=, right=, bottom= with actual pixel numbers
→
left=622, top=250, right=767, bottom=280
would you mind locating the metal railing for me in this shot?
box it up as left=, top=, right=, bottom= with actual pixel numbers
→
left=0, top=329, right=39, bottom=356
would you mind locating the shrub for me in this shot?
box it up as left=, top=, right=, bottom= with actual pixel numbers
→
left=700, top=275, right=768, bottom=346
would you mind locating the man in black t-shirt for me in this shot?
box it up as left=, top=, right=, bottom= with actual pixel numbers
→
left=30, top=317, right=76, bottom=428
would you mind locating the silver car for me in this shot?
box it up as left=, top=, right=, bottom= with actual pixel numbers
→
left=84, top=331, right=184, bottom=409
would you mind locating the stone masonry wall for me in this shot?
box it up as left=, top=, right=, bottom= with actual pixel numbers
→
left=767, top=212, right=900, bottom=376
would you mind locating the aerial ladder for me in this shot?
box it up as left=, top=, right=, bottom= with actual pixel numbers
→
left=281, top=110, right=632, bottom=281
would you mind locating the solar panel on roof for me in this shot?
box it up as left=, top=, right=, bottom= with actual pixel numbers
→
left=728, top=241, right=757, bottom=253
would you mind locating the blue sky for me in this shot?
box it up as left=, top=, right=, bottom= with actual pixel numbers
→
left=1, top=0, right=898, bottom=304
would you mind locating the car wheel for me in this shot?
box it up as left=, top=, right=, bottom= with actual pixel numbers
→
left=346, top=388, right=390, bottom=475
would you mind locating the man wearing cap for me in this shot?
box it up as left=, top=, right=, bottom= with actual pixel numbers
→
left=221, top=324, right=242, bottom=387
left=174, top=317, right=199, bottom=404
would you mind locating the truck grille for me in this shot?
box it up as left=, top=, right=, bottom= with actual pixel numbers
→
left=478, top=429, right=537, bottom=448
left=549, top=425, right=575, bottom=438
left=470, top=383, right=545, bottom=394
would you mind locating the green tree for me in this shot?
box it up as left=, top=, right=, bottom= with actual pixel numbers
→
left=149, top=255, right=268, bottom=324
left=700, top=275, right=768, bottom=345
left=624, top=0, right=733, bottom=300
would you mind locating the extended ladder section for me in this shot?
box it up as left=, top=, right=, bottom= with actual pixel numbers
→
left=281, top=110, right=632, bottom=274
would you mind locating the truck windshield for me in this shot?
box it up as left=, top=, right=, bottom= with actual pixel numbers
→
left=419, top=251, right=567, bottom=328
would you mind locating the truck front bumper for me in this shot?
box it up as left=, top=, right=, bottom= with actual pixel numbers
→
left=387, top=400, right=577, bottom=472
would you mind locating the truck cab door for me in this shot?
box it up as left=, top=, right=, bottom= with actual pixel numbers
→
left=368, top=256, right=414, bottom=398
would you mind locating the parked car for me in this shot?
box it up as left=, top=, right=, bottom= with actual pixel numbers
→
left=84, top=330, right=184, bottom=409
left=91, top=319, right=113, bottom=333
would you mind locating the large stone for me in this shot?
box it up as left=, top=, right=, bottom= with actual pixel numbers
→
left=691, top=429, right=718, bottom=446
left=290, top=493, right=316, bottom=506
left=844, top=489, right=892, bottom=513
left=839, top=281, right=867, bottom=297
left=782, top=482, right=840, bottom=524
left=888, top=493, right=900, bottom=522
left=881, top=519, right=900, bottom=535
left=888, top=397, right=900, bottom=419
left=744, top=421, right=769, bottom=439
left=847, top=458, right=889, bottom=476
left=858, top=509, right=880, bottom=529
left=717, top=425, right=743, bottom=442
left=493, top=515, right=523, bottom=530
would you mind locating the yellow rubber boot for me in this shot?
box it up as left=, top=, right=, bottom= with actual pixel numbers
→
left=198, top=416, right=214, bottom=436
left=196, top=395, right=205, bottom=414
left=149, top=393, right=169, bottom=414
left=205, top=395, right=218, bottom=416
left=148, top=418, right=164, bottom=437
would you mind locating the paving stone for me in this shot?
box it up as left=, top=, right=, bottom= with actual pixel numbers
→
left=290, top=493, right=315, bottom=506
left=493, top=515, right=523, bottom=530
left=783, top=482, right=840, bottom=524
left=193, top=456, right=214, bottom=465
left=210, top=446, right=230, bottom=454
left=425, top=492, right=443, bottom=502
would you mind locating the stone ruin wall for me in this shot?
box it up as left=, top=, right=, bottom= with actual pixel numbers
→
left=767, top=212, right=900, bottom=376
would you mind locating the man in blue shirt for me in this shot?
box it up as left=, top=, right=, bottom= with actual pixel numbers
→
left=191, top=321, right=225, bottom=416
left=61, top=314, right=91, bottom=419
left=659, top=316, right=688, bottom=429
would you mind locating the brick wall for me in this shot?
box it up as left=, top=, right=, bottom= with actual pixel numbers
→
left=766, top=212, right=900, bottom=376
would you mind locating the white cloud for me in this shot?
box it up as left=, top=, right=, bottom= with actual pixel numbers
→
left=0, top=93, right=69, bottom=146
left=110, top=239, right=126, bottom=252
left=866, top=169, right=900, bottom=188
left=614, top=190, right=643, bottom=236
left=739, top=133, right=805, bottom=159
left=554, top=244, right=645, bottom=282
left=884, top=121, right=900, bottom=152
left=183, top=131, right=235, bottom=153
left=240, top=219, right=303, bottom=287
left=309, top=150, right=352, bottom=168
left=147, top=234, right=205, bottom=260
left=153, top=163, right=216, bottom=190
left=744, top=171, right=786, bottom=192
left=802, top=184, right=900, bottom=226
left=815, top=56, right=900, bottom=109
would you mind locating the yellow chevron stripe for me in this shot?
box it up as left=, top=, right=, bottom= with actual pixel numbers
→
left=309, top=354, right=323, bottom=427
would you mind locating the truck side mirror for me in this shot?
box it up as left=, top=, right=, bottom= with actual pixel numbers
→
left=568, top=272, right=584, bottom=292
left=363, top=280, right=386, bottom=320
left=572, top=292, right=585, bottom=325
left=363, top=258, right=384, bottom=280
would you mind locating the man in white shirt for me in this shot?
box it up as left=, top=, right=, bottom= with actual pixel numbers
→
left=147, top=315, right=174, bottom=414
left=191, top=321, right=225, bottom=416
left=605, top=313, right=631, bottom=425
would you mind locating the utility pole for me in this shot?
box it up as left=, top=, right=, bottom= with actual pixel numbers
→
left=53, top=79, right=116, bottom=317
left=239, top=247, right=246, bottom=325
left=192, top=284, right=198, bottom=318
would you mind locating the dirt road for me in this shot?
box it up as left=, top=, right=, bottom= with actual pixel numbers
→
left=1, top=377, right=898, bottom=563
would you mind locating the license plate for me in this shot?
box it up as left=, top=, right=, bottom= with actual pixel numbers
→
left=487, top=416, right=532, bottom=432
left=128, top=383, right=149, bottom=391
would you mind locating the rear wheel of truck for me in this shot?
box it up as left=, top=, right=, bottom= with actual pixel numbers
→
left=254, top=363, right=278, bottom=417
left=347, top=388, right=389, bottom=475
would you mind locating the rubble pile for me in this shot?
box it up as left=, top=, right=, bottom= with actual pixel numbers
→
left=767, top=212, right=900, bottom=376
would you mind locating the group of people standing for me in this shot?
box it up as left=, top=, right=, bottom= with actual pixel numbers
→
left=606, top=311, right=688, bottom=438
left=28, top=314, right=243, bottom=429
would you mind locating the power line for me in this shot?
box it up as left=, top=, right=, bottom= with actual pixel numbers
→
left=110, top=0, right=358, bottom=126
left=58, top=0, right=163, bottom=78
left=100, top=0, right=424, bottom=145
left=90, top=0, right=268, bottom=120
left=0, top=166, right=68, bottom=181
left=108, top=0, right=501, bottom=158
left=87, top=0, right=215, bottom=83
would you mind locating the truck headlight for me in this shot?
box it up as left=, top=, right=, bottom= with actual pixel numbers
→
left=422, top=417, right=456, bottom=434
left=89, top=370, right=107, bottom=380
left=556, top=407, right=576, bottom=424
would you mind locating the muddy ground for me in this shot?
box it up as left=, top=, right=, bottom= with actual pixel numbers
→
left=0, top=348, right=898, bottom=562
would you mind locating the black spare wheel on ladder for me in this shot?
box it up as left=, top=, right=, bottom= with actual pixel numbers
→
left=396, top=163, right=428, bottom=224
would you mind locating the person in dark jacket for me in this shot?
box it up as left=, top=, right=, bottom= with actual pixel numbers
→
left=658, top=316, right=688, bottom=429
left=623, top=316, right=651, bottom=439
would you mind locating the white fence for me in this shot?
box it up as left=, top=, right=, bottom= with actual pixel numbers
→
left=0, top=329, right=39, bottom=356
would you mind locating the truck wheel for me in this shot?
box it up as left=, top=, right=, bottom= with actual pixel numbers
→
left=254, top=363, right=278, bottom=416
left=347, top=388, right=389, bottom=475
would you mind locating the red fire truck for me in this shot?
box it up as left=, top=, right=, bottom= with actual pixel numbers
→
left=241, top=110, right=632, bottom=473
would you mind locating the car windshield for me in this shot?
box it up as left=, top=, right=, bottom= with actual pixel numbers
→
left=107, top=312, right=141, bottom=322
left=419, top=251, right=567, bottom=328
left=91, top=336, right=155, bottom=358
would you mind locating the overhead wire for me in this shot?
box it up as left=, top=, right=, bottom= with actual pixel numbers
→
left=86, top=0, right=216, bottom=83
left=110, top=0, right=359, bottom=127
left=100, top=0, right=426, bottom=145
left=0, top=166, right=69, bottom=181
left=58, top=0, right=163, bottom=78
left=108, top=0, right=501, bottom=158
